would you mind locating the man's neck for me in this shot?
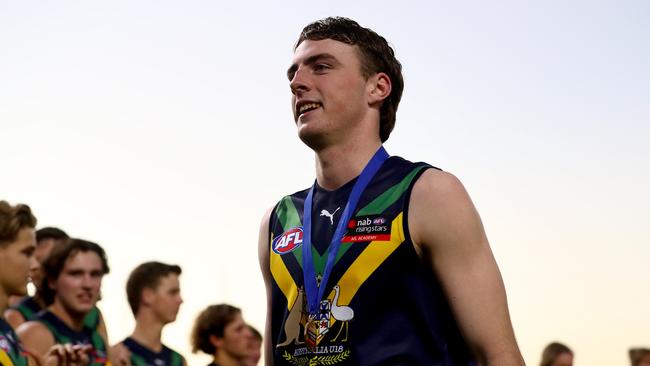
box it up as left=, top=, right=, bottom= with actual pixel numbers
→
left=0, top=291, right=8, bottom=315
left=48, top=301, right=87, bottom=331
left=214, top=352, right=240, bottom=366
left=131, top=313, right=165, bottom=353
left=314, top=139, right=383, bottom=190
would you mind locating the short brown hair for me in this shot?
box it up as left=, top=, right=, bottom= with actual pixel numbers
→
left=0, top=200, right=37, bottom=247
left=296, top=17, right=404, bottom=142
left=630, top=348, right=650, bottom=366
left=126, top=261, right=182, bottom=315
left=41, top=238, right=110, bottom=305
left=540, top=342, right=572, bottom=366
left=36, top=227, right=69, bottom=244
left=191, top=304, right=241, bottom=355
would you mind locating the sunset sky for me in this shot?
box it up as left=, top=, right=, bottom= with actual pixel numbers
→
left=2, top=1, right=649, bottom=364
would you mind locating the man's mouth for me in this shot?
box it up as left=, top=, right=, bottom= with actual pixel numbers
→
left=78, top=293, right=93, bottom=302
left=297, top=102, right=322, bottom=117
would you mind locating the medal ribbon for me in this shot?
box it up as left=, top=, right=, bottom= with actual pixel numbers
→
left=302, top=146, right=389, bottom=314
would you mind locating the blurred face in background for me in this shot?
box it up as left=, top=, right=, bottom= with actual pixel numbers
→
left=29, top=238, right=62, bottom=289
left=551, top=352, right=573, bottom=366
left=50, top=250, right=104, bottom=316
left=0, top=227, right=36, bottom=299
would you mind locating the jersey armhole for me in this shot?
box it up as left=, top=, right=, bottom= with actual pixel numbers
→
left=402, top=163, right=440, bottom=256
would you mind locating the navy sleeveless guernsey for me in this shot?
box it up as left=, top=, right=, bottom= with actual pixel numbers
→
left=268, top=156, right=474, bottom=365
left=122, top=337, right=184, bottom=366
left=35, top=310, right=108, bottom=365
left=0, top=318, right=28, bottom=366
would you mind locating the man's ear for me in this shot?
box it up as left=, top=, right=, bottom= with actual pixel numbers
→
left=367, top=72, right=392, bottom=106
left=141, top=287, right=155, bottom=307
left=209, top=334, right=223, bottom=349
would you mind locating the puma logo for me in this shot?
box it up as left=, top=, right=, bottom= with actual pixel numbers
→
left=320, top=207, right=340, bottom=225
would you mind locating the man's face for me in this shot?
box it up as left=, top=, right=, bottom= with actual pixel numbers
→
left=550, top=352, right=573, bottom=366
left=216, top=313, right=253, bottom=359
left=242, top=337, right=262, bottom=366
left=0, top=227, right=35, bottom=297
left=288, top=39, right=372, bottom=149
left=51, top=250, right=104, bottom=316
left=29, top=238, right=60, bottom=289
left=639, top=354, right=650, bottom=366
left=147, top=273, right=183, bottom=324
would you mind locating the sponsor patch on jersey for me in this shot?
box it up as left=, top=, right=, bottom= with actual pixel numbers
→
left=343, top=215, right=391, bottom=242
left=272, top=227, right=304, bottom=254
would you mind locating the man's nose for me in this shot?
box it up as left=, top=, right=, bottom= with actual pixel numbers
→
left=290, top=67, right=310, bottom=95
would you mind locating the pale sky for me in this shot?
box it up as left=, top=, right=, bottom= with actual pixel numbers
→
left=1, top=1, right=649, bottom=365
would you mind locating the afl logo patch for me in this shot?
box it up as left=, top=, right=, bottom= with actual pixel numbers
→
left=272, top=227, right=303, bottom=254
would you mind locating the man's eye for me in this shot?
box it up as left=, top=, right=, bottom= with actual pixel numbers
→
left=314, top=64, right=329, bottom=72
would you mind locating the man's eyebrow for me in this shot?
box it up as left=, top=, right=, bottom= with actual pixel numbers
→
left=287, top=53, right=338, bottom=80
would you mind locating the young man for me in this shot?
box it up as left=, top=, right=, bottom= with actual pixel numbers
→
left=190, top=304, right=253, bottom=366
left=116, top=261, right=185, bottom=366
left=5, top=227, right=70, bottom=327
left=5, top=227, right=109, bottom=353
left=258, top=17, right=524, bottom=365
left=0, top=201, right=90, bottom=366
left=17, top=238, right=110, bottom=365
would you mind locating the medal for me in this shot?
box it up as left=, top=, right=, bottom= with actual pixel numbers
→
left=302, top=146, right=389, bottom=319
left=305, top=316, right=321, bottom=349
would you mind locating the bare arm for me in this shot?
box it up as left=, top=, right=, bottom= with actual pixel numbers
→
left=108, top=343, right=132, bottom=366
left=16, top=321, right=56, bottom=363
left=258, top=208, right=273, bottom=366
left=409, top=170, right=524, bottom=365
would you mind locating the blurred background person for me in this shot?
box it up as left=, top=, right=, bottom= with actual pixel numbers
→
left=5, top=227, right=69, bottom=327
left=630, top=348, right=650, bottom=366
left=191, top=304, right=252, bottom=366
left=242, top=325, right=261, bottom=366
left=0, top=200, right=38, bottom=366
left=17, top=238, right=111, bottom=365
left=540, top=342, right=573, bottom=366
left=4, top=226, right=109, bottom=347
left=1, top=201, right=91, bottom=366
left=115, top=261, right=186, bottom=366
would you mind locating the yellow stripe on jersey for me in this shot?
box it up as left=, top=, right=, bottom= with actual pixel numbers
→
left=332, top=212, right=405, bottom=305
left=269, top=232, right=299, bottom=310
left=0, top=348, right=15, bottom=366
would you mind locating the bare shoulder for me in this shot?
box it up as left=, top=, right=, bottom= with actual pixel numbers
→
left=3, top=308, right=26, bottom=329
left=409, top=169, right=483, bottom=252
left=16, top=321, right=55, bottom=356
left=411, top=168, right=470, bottom=206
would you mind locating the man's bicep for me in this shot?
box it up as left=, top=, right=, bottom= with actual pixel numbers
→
left=17, top=322, right=55, bottom=359
left=258, top=207, right=274, bottom=366
left=409, top=170, right=521, bottom=364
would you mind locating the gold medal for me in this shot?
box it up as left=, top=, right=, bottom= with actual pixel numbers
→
left=305, top=317, right=320, bottom=349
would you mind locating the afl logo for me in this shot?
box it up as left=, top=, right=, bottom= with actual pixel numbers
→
left=373, top=217, right=385, bottom=225
left=272, top=227, right=303, bottom=255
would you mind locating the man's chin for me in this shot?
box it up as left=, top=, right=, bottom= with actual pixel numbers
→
left=298, top=129, right=328, bottom=151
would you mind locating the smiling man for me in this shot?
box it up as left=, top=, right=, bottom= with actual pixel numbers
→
left=259, top=17, right=524, bottom=365
left=17, top=238, right=110, bottom=365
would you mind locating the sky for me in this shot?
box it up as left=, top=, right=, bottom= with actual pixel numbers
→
left=1, top=1, right=649, bottom=365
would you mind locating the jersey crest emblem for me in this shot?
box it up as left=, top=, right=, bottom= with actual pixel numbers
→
left=272, top=227, right=304, bottom=255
